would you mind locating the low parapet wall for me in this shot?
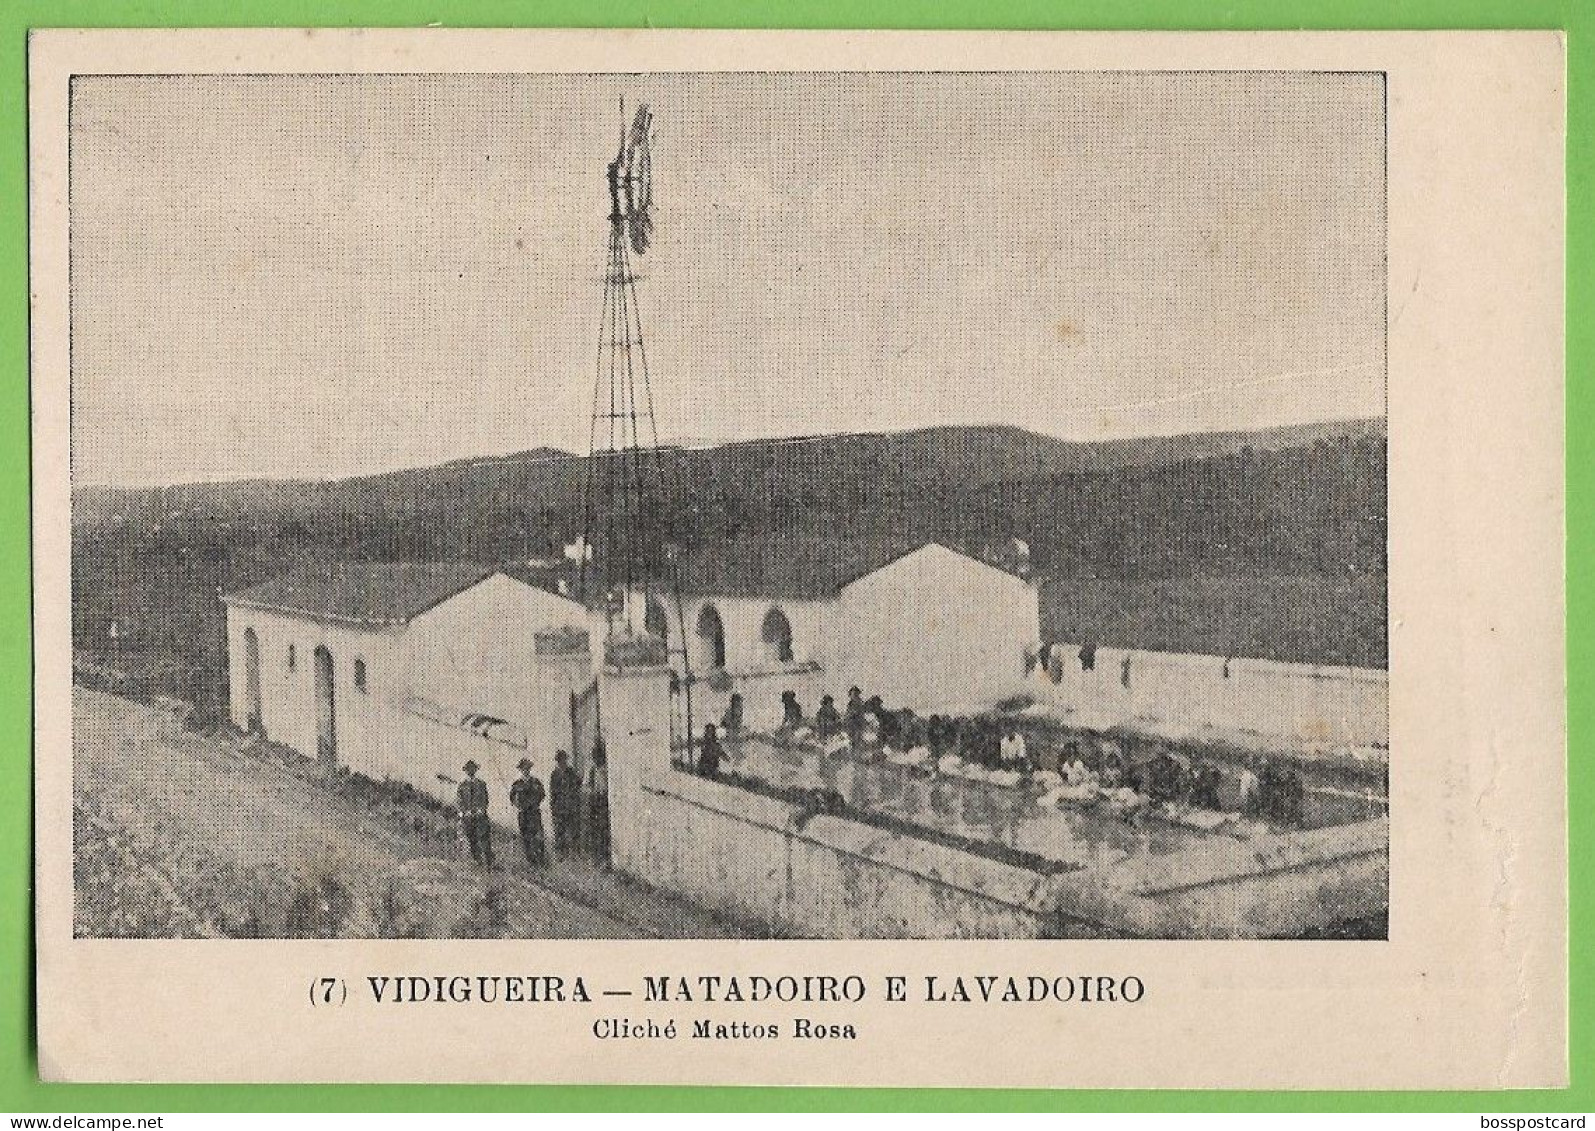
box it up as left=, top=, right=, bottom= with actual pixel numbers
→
left=1032, top=643, right=1388, bottom=755
left=621, top=770, right=1104, bottom=938
left=620, top=767, right=1387, bottom=939
left=1050, top=817, right=1389, bottom=938
left=602, top=658, right=1387, bottom=939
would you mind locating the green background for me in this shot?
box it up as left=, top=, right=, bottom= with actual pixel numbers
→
left=2, top=0, right=1585, bottom=1113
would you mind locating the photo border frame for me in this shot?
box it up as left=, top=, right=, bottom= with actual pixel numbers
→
left=2, top=1, right=1584, bottom=1112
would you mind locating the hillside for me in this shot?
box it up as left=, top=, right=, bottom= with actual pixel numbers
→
left=1041, top=573, right=1385, bottom=671
left=73, top=417, right=1384, bottom=533
left=70, top=418, right=1388, bottom=712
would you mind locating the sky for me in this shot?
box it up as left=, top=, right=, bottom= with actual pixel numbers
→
left=69, top=71, right=1386, bottom=487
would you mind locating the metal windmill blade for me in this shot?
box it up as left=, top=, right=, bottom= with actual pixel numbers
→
left=624, top=104, right=655, bottom=255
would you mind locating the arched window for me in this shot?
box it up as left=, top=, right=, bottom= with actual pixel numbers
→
left=286, top=643, right=297, bottom=671
left=695, top=604, right=726, bottom=670
left=644, top=596, right=670, bottom=644
left=761, top=607, right=794, bottom=663
left=353, top=657, right=368, bottom=693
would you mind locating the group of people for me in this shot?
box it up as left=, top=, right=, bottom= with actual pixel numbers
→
left=1032, top=641, right=1100, bottom=681
left=1237, top=759, right=1308, bottom=825
left=717, top=686, right=1039, bottom=772
left=705, top=683, right=1313, bottom=828
left=1117, top=749, right=1224, bottom=808
left=454, top=745, right=611, bottom=871
left=1046, top=744, right=1308, bottom=823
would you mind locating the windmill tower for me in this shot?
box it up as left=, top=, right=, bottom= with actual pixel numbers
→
left=578, top=100, right=696, bottom=760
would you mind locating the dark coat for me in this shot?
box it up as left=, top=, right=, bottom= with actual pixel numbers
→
left=698, top=736, right=724, bottom=777
left=457, top=777, right=489, bottom=817
left=550, top=765, right=582, bottom=815
left=510, top=776, right=545, bottom=813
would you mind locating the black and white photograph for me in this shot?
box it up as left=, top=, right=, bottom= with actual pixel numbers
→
left=65, top=68, right=1391, bottom=942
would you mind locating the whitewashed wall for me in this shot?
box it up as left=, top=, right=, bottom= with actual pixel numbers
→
left=630, top=547, right=1041, bottom=723
left=401, top=574, right=593, bottom=756
left=1030, top=643, right=1388, bottom=751
left=635, top=590, right=830, bottom=729
left=680, top=593, right=829, bottom=675
left=225, top=574, right=599, bottom=815
left=690, top=665, right=830, bottom=735
left=224, top=604, right=401, bottom=779
left=830, top=544, right=1040, bottom=714
left=397, top=574, right=596, bottom=799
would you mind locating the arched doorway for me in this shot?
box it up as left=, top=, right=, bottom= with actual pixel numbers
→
left=242, top=627, right=263, bottom=733
left=695, top=604, right=726, bottom=670
left=761, top=607, right=794, bottom=663
left=313, top=645, right=337, bottom=763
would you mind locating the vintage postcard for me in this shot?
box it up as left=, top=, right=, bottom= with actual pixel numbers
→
left=30, top=29, right=1565, bottom=1087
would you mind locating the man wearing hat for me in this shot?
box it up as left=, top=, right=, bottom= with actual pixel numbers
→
left=509, top=756, right=548, bottom=867
left=457, top=759, right=494, bottom=868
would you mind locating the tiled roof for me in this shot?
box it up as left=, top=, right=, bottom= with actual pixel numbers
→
left=224, top=562, right=500, bottom=626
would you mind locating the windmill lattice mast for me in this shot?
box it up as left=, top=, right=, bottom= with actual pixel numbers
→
left=578, top=99, right=697, bottom=760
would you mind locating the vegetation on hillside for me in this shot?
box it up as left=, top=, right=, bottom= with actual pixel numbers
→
left=71, top=422, right=1388, bottom=716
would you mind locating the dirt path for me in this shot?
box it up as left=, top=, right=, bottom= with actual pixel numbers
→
left=72, top=688, right=742, bottom=939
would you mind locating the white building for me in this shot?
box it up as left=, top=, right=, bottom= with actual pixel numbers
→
left=632, top=537, right=1040, bottom=728
left=223, top=563, right=598, bottom=812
